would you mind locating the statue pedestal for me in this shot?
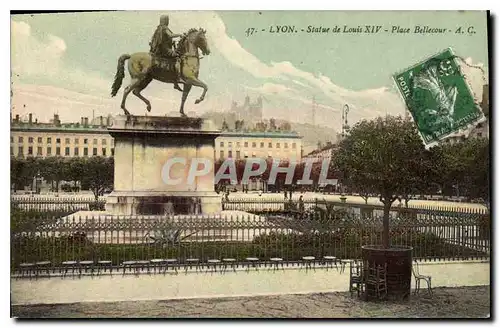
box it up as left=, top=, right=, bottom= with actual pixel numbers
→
left=105, top=115, right=222, bottom=215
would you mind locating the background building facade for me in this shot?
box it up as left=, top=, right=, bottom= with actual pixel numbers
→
left=11, top=114, right=114, bottom=158
left=302, top=142, right=337, bottom=162
left=215, top=131, right=302, bottom=161
left=11, top=114, right=303, bottom=163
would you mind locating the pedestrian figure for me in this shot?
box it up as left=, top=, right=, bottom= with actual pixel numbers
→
left=299, top=195, right=305, bottom=213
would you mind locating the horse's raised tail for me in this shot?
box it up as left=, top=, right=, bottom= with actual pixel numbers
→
left=111, top=54, right=131, bottom=97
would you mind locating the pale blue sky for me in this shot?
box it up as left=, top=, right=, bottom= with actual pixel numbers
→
left=10, top=11, right=488, bottom=127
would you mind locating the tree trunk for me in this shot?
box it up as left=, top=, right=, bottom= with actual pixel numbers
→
left=382, top=202, right=391, bottom=249
left=404, top=198, right=409, bottom=208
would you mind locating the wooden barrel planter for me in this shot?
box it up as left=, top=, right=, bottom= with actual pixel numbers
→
left=361, top=245, right=413, bottom=301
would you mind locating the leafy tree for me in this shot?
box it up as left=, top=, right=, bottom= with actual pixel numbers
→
left=434, top=137, right=490, bottom=208
left=357, top=185, right=373, bottom=205
left=39, top=157, right=65, bottom=192
left=333, top=115, right=437, bottom=248
left=279, top=122, right=291, bottom=131
left=397, top=145, right=440, bottom=207
left=255, top=121, right=268, bottom=132
left=434, top=141, right=467, bottom=197
left=234, top=120, right=244, bottom=131
left=22, top=156, right=43, bottom=191
left=269, top=118, right=277, bottom=131
left=81, top=156, right=114, bottom=200
left=465, top=138, right=490, bottom=208
left=66, top=157, right=86, bottom=190
left=310, top=161, right=323, bottom=192
left=10, top=157, right=31, bottom=191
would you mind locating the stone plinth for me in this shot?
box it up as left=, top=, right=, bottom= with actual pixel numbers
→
left=105, top=115, right=222, bottom=215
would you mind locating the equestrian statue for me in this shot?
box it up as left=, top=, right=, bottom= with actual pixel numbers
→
left=111, top=15, right=211, bottom=117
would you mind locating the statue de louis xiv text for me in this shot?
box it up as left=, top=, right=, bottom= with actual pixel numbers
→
left=246, top=25, right=475, bottom=35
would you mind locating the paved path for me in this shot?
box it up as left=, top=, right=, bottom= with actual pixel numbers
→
left=12, top=192, right=487, bottom=210
left=11, top=260, right=489, bottom=306
left=228, top=192, right=487, bottom=210
left=11, top=286, right=490, bottom=318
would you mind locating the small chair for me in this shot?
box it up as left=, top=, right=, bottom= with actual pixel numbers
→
left=222, top=258, right=237, bottom=273
left=19, top=263, right=35, bottom=279
left=365, top=263, right=388, bottom=300
left=61, top=261, right=78, bottom=278
left=412, top=260, right=432, bottom=296
left=348, top=260, right=364, bottom=297
left=136, top=260, right=151, bottom=274
left=78, top=260, right=94, bottom=277
left=164, top=259, right=178, bottom=274
left=206, top=259, right=221, bottom=273
left=339, top=259, right=352, bottom=274
left=270, top=257, right=284, bottom=271
left=150, top=259, right=166, bottom=274
left=301, top=256, right=316, bottom=272
left=35, top=261, right=51, bottom=278
left=97, top=260, right=112, bottom=276
left=322, top=256, right=337, bottom=271
left=245, top=257, right=259, bottom=272
left=122, top=261, right=137, bottom=275
left=185, top=258, right=200, bottom=273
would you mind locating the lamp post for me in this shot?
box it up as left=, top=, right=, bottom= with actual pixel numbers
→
left=341, top=104, right=350, bottom=139
left=340, top=104, right=350, bottom=196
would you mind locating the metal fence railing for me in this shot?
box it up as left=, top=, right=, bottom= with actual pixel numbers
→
left=11, top=206, right=490, bottom=273
left=11, top=197, right=106, bottom=212
left=222, top=197, right=488, bottom=213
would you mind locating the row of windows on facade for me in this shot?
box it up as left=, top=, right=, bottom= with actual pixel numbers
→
left=11, top=136, right=113, bottom=146
left=219, top=141, right=296, bottom=149
left=12, top=146, right=114, bottom=157
left=219, top=150, right=291, bottom=159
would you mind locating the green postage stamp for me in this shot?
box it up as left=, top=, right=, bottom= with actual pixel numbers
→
left=393, top=48, right=486, bottom=148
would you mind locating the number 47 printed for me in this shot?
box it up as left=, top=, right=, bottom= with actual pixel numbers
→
left=245, top=27, right=256, bottom=37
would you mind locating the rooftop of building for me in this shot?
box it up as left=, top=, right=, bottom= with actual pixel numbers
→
left=303, top=142, right=338, bottom=157
left=10, top=113, right=113, bottom=134
left=11, top=113, right=302, bottom=139
left=219, top=130, right=302, bottom=139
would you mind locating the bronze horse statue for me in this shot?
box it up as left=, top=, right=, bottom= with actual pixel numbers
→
left=111, top=28, right=210, bottom=116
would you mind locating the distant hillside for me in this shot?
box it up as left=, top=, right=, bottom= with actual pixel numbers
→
left=290, top=122, right=338, bottom=154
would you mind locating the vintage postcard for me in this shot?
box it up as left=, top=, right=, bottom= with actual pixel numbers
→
left=10, top=11, right=490, bottom=319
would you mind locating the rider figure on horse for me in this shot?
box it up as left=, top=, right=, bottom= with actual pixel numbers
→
left=149, top=15, right=183, bottom=92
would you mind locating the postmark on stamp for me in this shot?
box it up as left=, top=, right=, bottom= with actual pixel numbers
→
left=393, top=48, right=486, bottom=148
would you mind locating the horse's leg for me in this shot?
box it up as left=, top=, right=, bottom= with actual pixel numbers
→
left=121, top=77, right=142, bottom=116
left=132, top=75, right=153, bottom=112
left=179, top=83, right=192, bottom=117
left=186, top=77, right=208, bottom=105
